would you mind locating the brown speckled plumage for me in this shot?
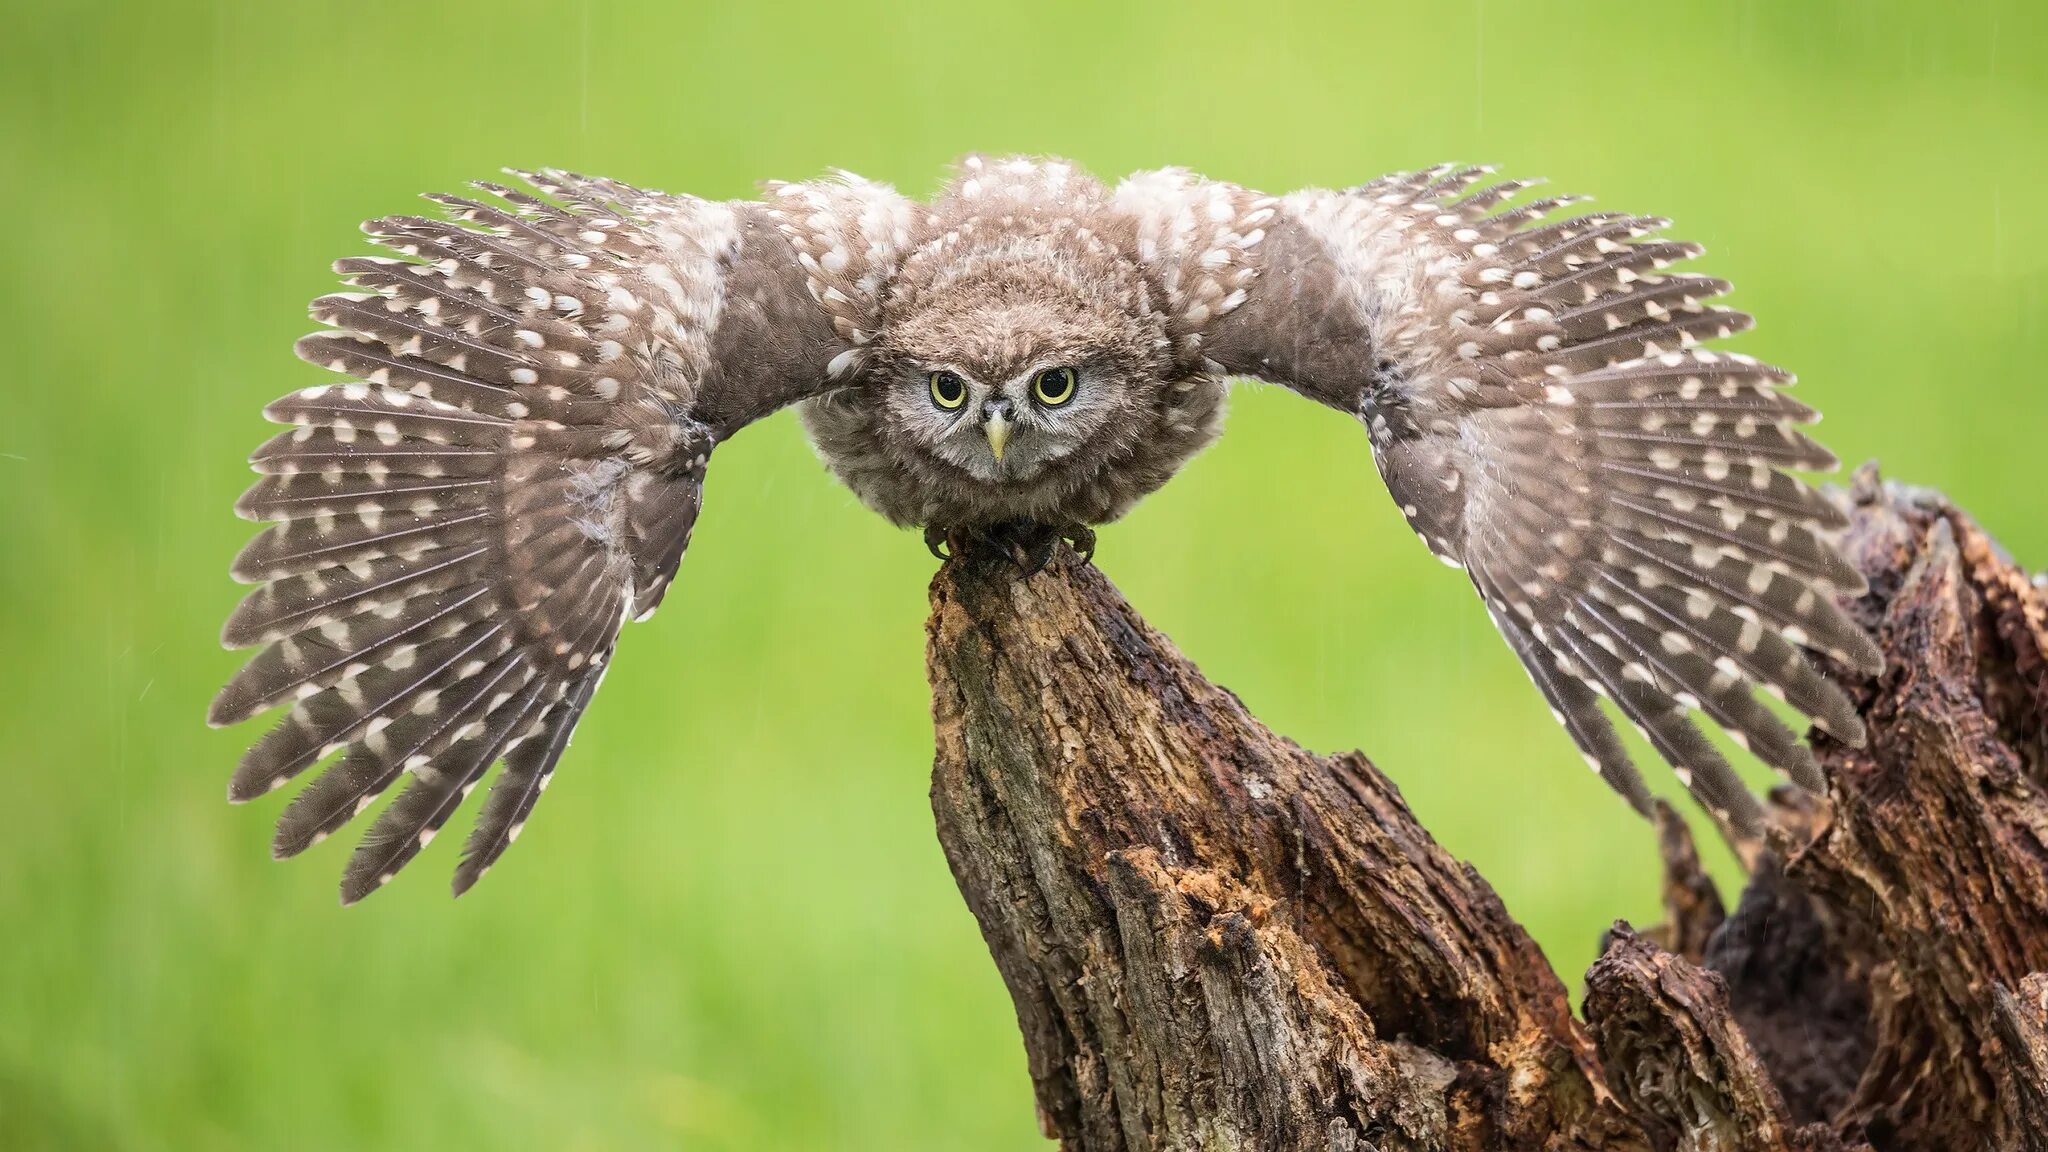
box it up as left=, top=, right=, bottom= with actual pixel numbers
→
left=214, top=156, right=1879, bottom=902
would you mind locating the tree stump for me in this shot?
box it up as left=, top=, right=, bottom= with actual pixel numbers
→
left=924, top=470, right=2048, bottom=1152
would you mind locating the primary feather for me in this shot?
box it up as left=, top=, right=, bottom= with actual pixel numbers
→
left=1184, top=163, right=1879, bottom=837
left=215, top=169, right=874, bottom=901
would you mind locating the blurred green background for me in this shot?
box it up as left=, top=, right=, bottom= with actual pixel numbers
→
left=3, top=1, right=2044, bottom=1148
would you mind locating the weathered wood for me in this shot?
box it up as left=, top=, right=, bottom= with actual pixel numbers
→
left=924, top=472, right=2047, bottom=1151
left=926, top=547, right=1623, bottom=1150
left=1760, top=473, right=2048, bottom=1151
left=1696, top=858, right=1872, bottom=1130
left=1583, top=925, right=1867, bottom=1152
left=1990, top=974, right=2048, bottom=1151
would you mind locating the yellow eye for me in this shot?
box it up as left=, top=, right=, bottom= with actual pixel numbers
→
left=929, top=371, right=967, bottom=410
left=1032, top=366, right=1077, bottom=407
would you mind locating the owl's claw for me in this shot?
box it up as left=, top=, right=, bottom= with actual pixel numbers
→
left=1001, top=523, right=1060, bottom=576
left=1062, top=527, right=1096, bottom=567
left=933, top=522, right=1092, bottom=577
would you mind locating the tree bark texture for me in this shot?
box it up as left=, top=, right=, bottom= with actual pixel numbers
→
left=925, top=470, right=2048, bottom=1152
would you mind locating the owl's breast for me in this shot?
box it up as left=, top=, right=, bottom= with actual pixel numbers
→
left=799, top=376, right=1227, bottom=531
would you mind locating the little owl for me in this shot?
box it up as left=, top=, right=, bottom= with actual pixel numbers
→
left=211, top=157, right=1880, bottom=903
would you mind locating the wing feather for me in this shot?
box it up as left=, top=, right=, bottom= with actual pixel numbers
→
left=217, top=168, right=897, bottom=900
left=451, top=671, right=601, bottom=896
left=1146, top=163, right=1880, bottom=835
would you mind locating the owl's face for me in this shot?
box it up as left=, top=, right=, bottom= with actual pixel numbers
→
left=872, top=264, right=1170, bottom=486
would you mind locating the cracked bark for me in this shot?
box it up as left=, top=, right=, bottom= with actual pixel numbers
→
left=926, top=470, right=2048, bottom=1152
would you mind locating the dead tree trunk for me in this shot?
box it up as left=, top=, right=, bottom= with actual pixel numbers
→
left=925, top=471, right=2048, bottom=1152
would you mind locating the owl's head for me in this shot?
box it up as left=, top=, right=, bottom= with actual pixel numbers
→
left=870, top=230, right=1172, bottom=486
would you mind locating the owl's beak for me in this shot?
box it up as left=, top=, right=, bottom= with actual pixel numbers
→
left=981, top=410, right=1013, bottom=462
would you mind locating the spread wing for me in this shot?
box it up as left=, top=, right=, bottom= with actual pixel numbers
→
left=1117, top=164, right=1881, bottom=837
left=213, top=169, right=911, bottom=902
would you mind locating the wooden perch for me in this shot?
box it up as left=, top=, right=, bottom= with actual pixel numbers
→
left=924, top=470, right=2048, bottom=1152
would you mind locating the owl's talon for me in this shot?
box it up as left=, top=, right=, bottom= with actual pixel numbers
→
left=1062, top=527, right=1096, bottom=567
left=948, top=520, right=1060, bottom=576
left=923, top=526, right=952, bottom=562
left=1010, top=532, right=1058, bottom=577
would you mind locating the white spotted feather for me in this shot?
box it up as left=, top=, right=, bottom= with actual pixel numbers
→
left=1170, top=162, right=1881, bottom=837
left=215, top=168, right=888, bottom=902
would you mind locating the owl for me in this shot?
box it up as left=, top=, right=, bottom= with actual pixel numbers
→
left=212, top=157, right=1881, bottom=903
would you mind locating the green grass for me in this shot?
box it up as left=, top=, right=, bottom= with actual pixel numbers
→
left=3, top=2, right=2044, bottom=1148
